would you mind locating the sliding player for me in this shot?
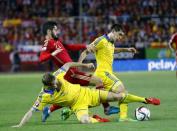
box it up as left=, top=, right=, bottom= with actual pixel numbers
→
left=12, top=62, right=160, bottom=128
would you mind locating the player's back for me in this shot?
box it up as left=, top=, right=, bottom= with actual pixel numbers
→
left=54, top=71, right=82, bottom=106
left=94, top=35, right=114, bottom=73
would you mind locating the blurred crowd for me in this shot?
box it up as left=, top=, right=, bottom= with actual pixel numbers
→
left=0, top=0, right=177, bottom=52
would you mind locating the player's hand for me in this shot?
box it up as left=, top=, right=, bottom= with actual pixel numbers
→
left=51, top=48, right=63, bottom=56
left=11, top=124, right=22, bottom=128
left=85, top=63, right=95, bottom=70
left=127, top=47, right=138, bottom=54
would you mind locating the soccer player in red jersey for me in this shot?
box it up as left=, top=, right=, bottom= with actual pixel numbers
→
left=168, top=33, right=177, bottom=77
left=39, top=21, right=119, bottom=122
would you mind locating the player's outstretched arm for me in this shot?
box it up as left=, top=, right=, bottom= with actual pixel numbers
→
left=39, top=38, right=63, bottom=63
left=78, top=43, right=96, bottom=63
left=114, top=47, right=138, bottom=54
left=64, top=44, right=87, bottom=51
left=12, top=108, right=35, bottom=128
left=56, top=62, right=95, bottom=74
left=78, top=49, right=90, bottom=63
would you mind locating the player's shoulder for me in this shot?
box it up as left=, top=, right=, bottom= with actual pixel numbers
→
left=48, top=39, right=55, bottom=45
left=38, top=89, right=50, bottom=97
left=93, top=35, right=107, bottom=45
left=33, top=91, right=50, bottom=106
left=53, top=68, right=66, bottom=77
left=42, top=39, right=54, bottom=48
left=40, top=89, right=54, bottom=100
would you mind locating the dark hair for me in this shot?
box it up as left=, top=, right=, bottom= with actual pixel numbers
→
left=42, top=72, right=55, bottom=86
left=111, top=24, right=123, bottom=32
left=42, top=21, right=57, bottom=35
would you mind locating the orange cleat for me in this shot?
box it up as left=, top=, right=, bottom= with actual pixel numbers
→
left=93, top=114, right=110, bottom=122
left=145, top=97, right=160, bottom=105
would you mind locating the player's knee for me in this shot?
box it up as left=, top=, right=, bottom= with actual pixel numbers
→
left=80, top=115, right=91, bottom=124
left=114, top=93, right=124, bottom=101
left=118, top=84, right=126, bottom=93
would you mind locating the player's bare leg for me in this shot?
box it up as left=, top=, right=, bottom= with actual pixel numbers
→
left=109, top=82, right=160, bottom=122
left=67, top=72, right=120, bottom=115
left=89, top=75, right=120, bottom=115
left=60, top=75, right=120, bottom=122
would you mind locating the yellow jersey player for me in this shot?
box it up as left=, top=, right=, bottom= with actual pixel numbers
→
left=79, top=24, right=160, bottom=121
left=12, top=62, right=160, bottom=128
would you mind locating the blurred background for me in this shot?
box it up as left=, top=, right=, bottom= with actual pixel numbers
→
left=0, top=0, right=176, bottom=72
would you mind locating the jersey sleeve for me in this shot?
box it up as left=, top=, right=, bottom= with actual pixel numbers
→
left=39, top=50, right=52, bottom=63
left=32, top=94, right=50, bottom=111
left=53, top=66, right=66, bottom=77
left=92, top=37, right=104, bottom=50
left=39, top=41, right=54, bottom=63
left=64, top=44, right=87, bottom=51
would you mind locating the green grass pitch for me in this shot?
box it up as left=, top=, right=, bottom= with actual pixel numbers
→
left=0, top=71, right=176, bottom=131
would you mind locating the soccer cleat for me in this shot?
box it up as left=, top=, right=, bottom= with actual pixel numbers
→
left=61, top=108, right=73, bottom=121
left=93, top=114, right=110, bottom=122
left=145, top=97, right=160, bottom=105
left=119, top=117, right=138, bottom=122
left=104, top=106, right=120, bottom=115
left=42, top=107, right=50, bottom=122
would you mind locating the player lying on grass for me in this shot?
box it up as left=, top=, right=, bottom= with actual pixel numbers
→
left=78, top=24, right=161, bottom=121
left=12, top=62, right=160, bottom=128
left=40, top=21, right=119, bottom=121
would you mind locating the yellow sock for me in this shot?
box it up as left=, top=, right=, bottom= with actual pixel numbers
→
left=123, top=93, right=145, bottom=103
left=90, top=117, right=99, bottom=123
left=119, top=103, right=128, bottom=119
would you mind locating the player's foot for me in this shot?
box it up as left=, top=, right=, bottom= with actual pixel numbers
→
left=61, top=108, right=73, bottom=121
left=119, top=117, right=138, bottom=122
left=93, top=114, right=110, bottom=122
left=42, top=107, right=50, bottom=122
left=104, top=106, right=120, bottom=115
left=145, top=97, right=160, bottom=105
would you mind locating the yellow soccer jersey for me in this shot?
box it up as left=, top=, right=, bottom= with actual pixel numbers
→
left=93, top=34, right=114, bottom=73
left=33, top=68, right=82, bottom=111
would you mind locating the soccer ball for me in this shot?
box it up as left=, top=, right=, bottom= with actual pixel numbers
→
left=135, top=106, right=150, bottom=121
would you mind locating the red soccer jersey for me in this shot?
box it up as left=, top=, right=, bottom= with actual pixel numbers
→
left=39, top=39, right=73, bottom=67
left=39, top=38, right=90, bottom=86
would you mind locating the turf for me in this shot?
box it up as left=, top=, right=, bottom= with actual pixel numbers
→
left=0, top=71, right=176, bottom=131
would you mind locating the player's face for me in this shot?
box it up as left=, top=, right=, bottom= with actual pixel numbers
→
left=112, top=31, right=124, bottom=41
left=51, top=25, right=60, bottom=40
left=51, top=77, right=58, bottom=88
left=48, top=77, right=60, bottom=92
